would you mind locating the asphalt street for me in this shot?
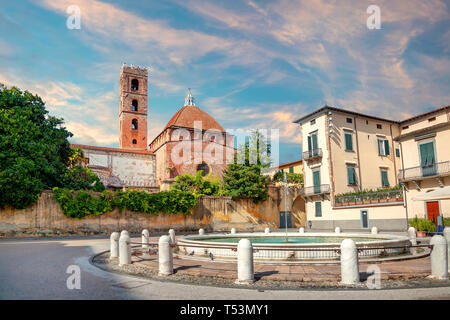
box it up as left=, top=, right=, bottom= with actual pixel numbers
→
left=0, top=237, right=449, bottom=300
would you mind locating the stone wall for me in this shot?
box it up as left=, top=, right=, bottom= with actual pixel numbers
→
left=0, top=189, right=283, bottom=237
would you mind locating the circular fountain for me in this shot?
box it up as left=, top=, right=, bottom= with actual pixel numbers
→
left=176, top=232, right=412, bottom=263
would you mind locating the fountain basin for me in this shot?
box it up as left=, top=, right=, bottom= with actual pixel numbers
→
left=176, top=232, right=411, bottom=263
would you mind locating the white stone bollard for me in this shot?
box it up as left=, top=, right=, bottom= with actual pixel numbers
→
left=408, top=227, right=417, bottom=255
left=158, top=235, right=173, bottom=276
left=340, top=239, right=360, bottom=285
left=264, top=228, right=270, bottom=234
left=120, top=230, right=129, bottom=237
left=444, top=228, right=450, bottom=271
left=110, top=232, right=120, bottom=259
left=199, top=228, right=205, bottom=236
left=231, top=228, right=236, bottom=234
left=142, top=229, right=149, bottom=249
left=371, top=227, right=378, bottom=235
left=169, top=229, right=176, bottom=244
left=119, top=233, right=131, bottom=266
left=236, top=239, right=254, bottom=284
left=335, top=227, right=341, bottom=234
left=430, top=235, right=448, bottom=280
left=299, top=227, right=305, bottom=234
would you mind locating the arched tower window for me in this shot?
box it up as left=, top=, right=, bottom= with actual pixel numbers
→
left=131, top=119, right=138, bottom=130
left=132, top=99, right=138, bottom=111
left=197, top=163, right=210, bottom=177
left=132, top=139, right=137, bottom=145
left=131, top=79, right=139, bottom=91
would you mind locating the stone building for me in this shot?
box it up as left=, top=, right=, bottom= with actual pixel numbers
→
left=73, top=64, right=232, bottom=191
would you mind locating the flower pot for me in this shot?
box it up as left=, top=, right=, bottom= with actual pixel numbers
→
left=355, top=201, right=363, bottom=205
left=370, top=199, right=379, bottom=204
left=379, top=199, right=387, bottom=203
left=363, top=200, right=371, bottom=205
left=417, top=231, right=426, bottom=238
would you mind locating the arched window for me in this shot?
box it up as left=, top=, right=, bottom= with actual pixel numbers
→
left=131, top=119, right=138, bottom=130
left=131, top=79, right=139, bottom=91
left=132, top=100, right=138, bottom=111
left=132, top=139, right=137, bottom=145
left=197, top=163, right=210, bottom=176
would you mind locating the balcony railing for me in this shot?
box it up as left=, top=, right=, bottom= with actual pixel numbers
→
left=335, top=189, right=403, bottom=207
left=398, top=161, right=450, bottom=182
left=303, top=148, right=322, bottom=161
left=301, top=184, right=331, bottom=196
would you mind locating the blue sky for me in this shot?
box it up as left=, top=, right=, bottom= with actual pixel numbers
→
left=1, top=0, right=449, bottom=163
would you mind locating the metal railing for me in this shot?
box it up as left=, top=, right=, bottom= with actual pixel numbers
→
left=301, top=184, right=331, bottom=196
left=303, top=148, right=323, bottom=161
left=335, top=189, right=403, bottom=207
left=399, top=160, right=450, bottom=181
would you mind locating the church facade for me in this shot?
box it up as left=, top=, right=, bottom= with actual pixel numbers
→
left=72, top=64, right=232, bottom=191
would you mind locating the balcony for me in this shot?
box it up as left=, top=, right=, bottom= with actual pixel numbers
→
left=335, top=189, right=403, bottom=208
left=301, top=184, right=331, bottom=198
left=303, top=148, right=322, bottom=161
left=399, top=161, right=450, bottom=189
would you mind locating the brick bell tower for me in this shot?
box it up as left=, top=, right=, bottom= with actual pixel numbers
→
left=119, top=63, right=148, bottom=150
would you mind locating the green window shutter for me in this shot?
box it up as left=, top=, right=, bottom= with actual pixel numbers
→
left=384, top=140, right=390, bottom=155
left=307, top=136, right=312, bottom=152
left=313, top=170, right=321, bottom=194
left=315, top=202, right=322, bottom=217
left=345, top=133, right=353, bottom=151
left=395, top=148, right=400, bottom=157
left=347, top=167, right=356, bottom=185
left=381, top=170, right=389, bottom=187
left=289, top=166, right=294, bottom=173
left=312, top=133, right=318, bottom=150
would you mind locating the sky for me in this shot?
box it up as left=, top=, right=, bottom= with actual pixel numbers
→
left=0, top=0, right=449, bottom=163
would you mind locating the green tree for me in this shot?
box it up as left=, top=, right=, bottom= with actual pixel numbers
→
left=222, top=164, right=269, bottom=203
left=0, top=84, right=73, bottom=209
left=236, top=129, right=272, bottom=167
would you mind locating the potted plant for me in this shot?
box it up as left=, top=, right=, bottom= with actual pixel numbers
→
left=410, top=217, right=436, bottom=237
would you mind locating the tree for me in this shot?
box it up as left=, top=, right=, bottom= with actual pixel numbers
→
left=0, top=84, right=73, bottom=209
left=222, top=164, right=269, bottom=203
left=236, top=129, right=272, bottom=167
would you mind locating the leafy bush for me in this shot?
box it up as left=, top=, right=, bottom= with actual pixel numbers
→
left=444, top=218, right=450, bottom=227
left=272, top=170, right=304, bottom=185
left=61, top=165, right=105, bottom=192
left=53, top=188, right=198, bottom=218
left=171, top=171, right=220, bottom=196
left=409, top=217, right=436, bottom=232
left=222, top=164, right=269, bottom=203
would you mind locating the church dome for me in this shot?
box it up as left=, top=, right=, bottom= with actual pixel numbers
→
left=164, top=92, right=225, bottom=132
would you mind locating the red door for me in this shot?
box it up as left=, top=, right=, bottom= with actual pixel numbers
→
left=426, top=201, right=440, bottom=226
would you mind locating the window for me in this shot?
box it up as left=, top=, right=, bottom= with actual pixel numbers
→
left=344, top=132, right=353, bottom=151
left=428, top=117, right=436, bottom=122
left=346, top=118, right=353, bottom=123
left=419, top=141, right=436, bottom=177
left=289, top=166, right=294, bottom=173
left=347, top=166, right=357, bottom=185
left=313, top=170, right=321, bottom=194
left=132, top=100, right=138, bottom=111
left=197, top=163, right=210, bottom=176
left=381, top=170, right=389, bottom=187
left=131, top=79, right=139, bottom=91
left=132, top=139, right=137, bottom=145
left=395, top=148, right=400, bottom=157
left=315, top=202, right=322, bottom=217
left=307, top=132, right=319, bottom=156
left=131, top=119, right=138, bottom=130
left=402, top=126, right=409, bottom=130
left=310, top=119, right=316, bottom=125
left=377, top=139, right=390, bottom=156
left=377, top=124, right=382, bottom=129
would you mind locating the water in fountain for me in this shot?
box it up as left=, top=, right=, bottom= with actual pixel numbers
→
left=283, top=171, right=289, bottom=242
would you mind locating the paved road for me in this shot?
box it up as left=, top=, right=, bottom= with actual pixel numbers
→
left=0, top=237, right=449, bottom=300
